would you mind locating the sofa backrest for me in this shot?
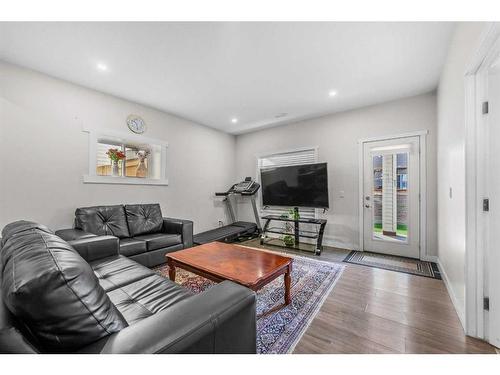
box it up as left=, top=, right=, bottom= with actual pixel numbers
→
left=124, top=203, right=163, bottom=237
left=75, top=205, right=130, bottom=238
left=0, top=221, right=127, bottom=353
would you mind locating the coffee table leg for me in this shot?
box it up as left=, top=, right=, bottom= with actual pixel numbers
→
left=284, top=265, right=292, bottom=305
left=167, top=259, right=176, bottom=281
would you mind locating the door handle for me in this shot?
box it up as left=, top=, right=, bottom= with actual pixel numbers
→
left=365, top=204, right=370, bottom=208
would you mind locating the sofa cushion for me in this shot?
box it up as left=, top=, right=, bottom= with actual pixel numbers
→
left=0, top=221, right=127, bottom=352
left=89, top=255, right=154, bottom=292
left=119, top=238, right=147, bottom=257
left=75, top=205, right=130, bottom=239
left=133, top=233, right=182, bottom=251
left=125, top=204, right=163, bottom=237
left=107, top=274, right=193, bottom=325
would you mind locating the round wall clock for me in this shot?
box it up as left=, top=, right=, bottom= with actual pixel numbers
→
left=126, top=115, right=146, bottom=134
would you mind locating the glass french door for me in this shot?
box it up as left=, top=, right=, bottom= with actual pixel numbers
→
left=362, top=136, right=420, bottom=258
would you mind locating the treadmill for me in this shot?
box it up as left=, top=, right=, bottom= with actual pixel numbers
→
left=193, top=177, right=262, bottom=245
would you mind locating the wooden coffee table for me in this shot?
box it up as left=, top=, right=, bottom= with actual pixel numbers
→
left=166, top=242, right=293, bottom=305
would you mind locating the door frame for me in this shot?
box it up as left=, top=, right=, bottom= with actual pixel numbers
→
left=358, top=130, right=429, bottom=260
left=464, top=22, right=500, bottom=341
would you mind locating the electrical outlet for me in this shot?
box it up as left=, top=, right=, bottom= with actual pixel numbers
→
left=339, top=190, right=345, bottom=198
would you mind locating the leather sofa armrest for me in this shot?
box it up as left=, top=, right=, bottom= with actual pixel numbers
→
left=162, top=218, right=193, bottom=248
left=55, top=228, right=96, bottom=242
left=68, top=235, right=119, bottom=262
left=97, top=281, right=256, bottom=354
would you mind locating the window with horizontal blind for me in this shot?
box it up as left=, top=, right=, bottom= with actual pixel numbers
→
left=257, top=147, right=318, bottom=219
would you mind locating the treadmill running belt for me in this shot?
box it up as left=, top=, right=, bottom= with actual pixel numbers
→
left=193, top=222, right=257, bottom=245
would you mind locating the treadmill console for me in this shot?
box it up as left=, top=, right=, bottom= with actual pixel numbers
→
left=232, top=177, right=260, bottom=195
left=216, top=177, right=260, bottom=196
left=233, top=179, right=254, bottom=193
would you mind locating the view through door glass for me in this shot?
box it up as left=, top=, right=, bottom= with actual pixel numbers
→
left=372, top=152, right=408, bottom=243
left=362, top=135, right=419, bottom=259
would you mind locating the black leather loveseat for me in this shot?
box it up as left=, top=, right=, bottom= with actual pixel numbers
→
left=0, top=221, right=256, bottom=354
left=56, top=203, right=193, bottom=267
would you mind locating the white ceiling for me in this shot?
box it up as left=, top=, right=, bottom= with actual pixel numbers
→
left=0, top=22, right=454, bottom=134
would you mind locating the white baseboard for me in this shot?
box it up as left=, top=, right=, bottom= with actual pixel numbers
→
left=280, top=233, right=436, bottom=261
left=322, top=235, right=356, bottom=251
left=421, top=254, right=438, bottom=262
left=437, top=258, right=466, bottom=331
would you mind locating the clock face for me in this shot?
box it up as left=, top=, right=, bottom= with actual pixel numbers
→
left=126, top=115, right=146, bottom=134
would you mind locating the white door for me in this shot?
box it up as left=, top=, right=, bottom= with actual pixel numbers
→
left=486, top=52, right=500, bottom=348
left=362, top=136, right=420, bottom=258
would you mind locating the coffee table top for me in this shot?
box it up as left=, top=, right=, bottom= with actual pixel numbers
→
left=166, top=242, right=293, bottom=288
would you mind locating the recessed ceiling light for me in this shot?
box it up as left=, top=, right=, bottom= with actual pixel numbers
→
left=328, top=90, right=338, bottom=97
left=231, top=118, right=238, bottom=124
left=96, top=63, right=108, bottom=72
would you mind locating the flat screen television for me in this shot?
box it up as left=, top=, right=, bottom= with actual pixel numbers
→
left=260, top=162, right=329, bottom=209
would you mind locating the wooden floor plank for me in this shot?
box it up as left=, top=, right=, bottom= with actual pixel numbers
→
left=241, top=239, right=497, bottom=354
left=293, top=264, right=497, bottom=353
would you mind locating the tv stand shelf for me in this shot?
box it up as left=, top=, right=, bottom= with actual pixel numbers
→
left=260, top=213, right=327, bottom=255
left=265, top=227, right=320, bottom=239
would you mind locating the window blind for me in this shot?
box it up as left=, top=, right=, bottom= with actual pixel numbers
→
left=257, top=147, right=317, bottom=219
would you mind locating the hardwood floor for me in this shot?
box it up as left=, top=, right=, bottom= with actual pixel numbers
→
left=241, top=239, right=497, bottom=354
left=293, top=261, right=496, bottom=353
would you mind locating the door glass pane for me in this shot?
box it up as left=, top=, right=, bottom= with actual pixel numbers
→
left=372, top=152, right=408, bottom=243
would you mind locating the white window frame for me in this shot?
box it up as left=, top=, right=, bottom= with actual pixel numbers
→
left=256, top=146, right=319, bottom=219
left=83, top=127, right=168, bottom=186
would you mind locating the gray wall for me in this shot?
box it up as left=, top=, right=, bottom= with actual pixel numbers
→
left=0, top=61, right=236, bottom=233
left=235, top=92, right=438, bottom=256
left=437, top=22, right=487, bottom=323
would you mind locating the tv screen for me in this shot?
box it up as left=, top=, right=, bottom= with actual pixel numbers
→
left=260, top=162, right=329, bottom=209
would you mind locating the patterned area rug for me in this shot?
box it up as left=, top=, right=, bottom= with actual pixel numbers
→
left=343, top=250, right=441, bottom=279
left=153, top=248, right=344, bottom=354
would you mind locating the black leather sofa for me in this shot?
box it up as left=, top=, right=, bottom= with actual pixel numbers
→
left=0, top=221, right=256, bottom=354
left=56, top=203, right=193, bottom=267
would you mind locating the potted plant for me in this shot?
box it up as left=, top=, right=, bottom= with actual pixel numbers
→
left=282, top=230, right=295, bottom=247
left=106, top=148, right=126, bottom=176
left=281, top=209, right=300, bottom=247
left=289, top=207, right=300, bottom=221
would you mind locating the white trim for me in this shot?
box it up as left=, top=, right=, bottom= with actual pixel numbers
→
left=420, top=133, right=428, bottom=263
left=83, top=175, right=169, bottom=186
left=82, top=126, right=169, bottom=147
left=421, top=255, right=438, bottom=263
left=357, top=130, right=428, bottom=144
left=464, top=22, right=500, bottom=340
left=464, top=23, right=500, bottom=75
left=322, top=234, right=357, bottom=251
left=438, top=258, right=466, bottom=330
left=257, top=145, right=319, bottom=160
left=82, top=126, right=169, bottom=186
left=465, top=72, right=483, bottom=338
left=358, top=140, right=365, bottom=252
left=358, top=131, right=428, bottom=260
